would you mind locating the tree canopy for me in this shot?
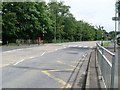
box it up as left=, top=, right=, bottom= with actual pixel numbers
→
left=2, top=1, right=108, bottom=44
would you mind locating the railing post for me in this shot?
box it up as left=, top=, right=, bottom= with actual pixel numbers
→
left=111, top=55, right=116, bottom=89
left=101, top=46, right=104, bottom=75
left=97, top=44, right=103, bottom=80
left=96, top=43, right=116, bottom=89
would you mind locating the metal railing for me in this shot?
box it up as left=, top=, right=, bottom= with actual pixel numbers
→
left=96, top=43, right=116, bottom=89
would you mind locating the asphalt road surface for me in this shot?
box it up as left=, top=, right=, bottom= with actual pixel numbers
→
left=1, top=41, right=97, bottom=88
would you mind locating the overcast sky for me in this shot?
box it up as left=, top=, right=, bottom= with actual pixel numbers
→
left=46, top=0, right=116, bottom=32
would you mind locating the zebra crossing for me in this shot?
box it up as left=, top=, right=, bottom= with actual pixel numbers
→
left=62, top=45, right=94, bottom=49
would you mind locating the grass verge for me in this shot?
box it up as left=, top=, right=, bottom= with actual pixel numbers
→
left=102, top=42, right=112, bottom=46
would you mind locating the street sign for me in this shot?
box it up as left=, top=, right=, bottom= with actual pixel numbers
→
left=117, top=34, right=120, bottom=38
left=112, top=17, right=120, bottom=21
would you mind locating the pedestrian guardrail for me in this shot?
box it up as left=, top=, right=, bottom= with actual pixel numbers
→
left=96, top=43, right=115, bottom=89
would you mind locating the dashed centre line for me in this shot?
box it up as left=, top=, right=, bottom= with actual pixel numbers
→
left=13, top=52, right=46, bottom=66
left=13, top=59, right=25, bottom=65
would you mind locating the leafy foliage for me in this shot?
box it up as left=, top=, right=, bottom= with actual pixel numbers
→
left=2, top=1, right=108, bottom=44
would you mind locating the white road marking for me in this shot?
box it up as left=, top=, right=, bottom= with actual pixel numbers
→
left=68, top=45, right=78, bottom=47
left=13, top=59, right=25, bottom=65
left=3, top=46, right=37, bottom=53
left=79, top=58, right=82, bottom=60
left=83, top=55, right=85, bottom=57
left=29, top=56, right=34, bottom=59
left=3, top=50, right=15, bottom=53
left=12, top=52, right=45, bottom=66
left=85, top=53, right=88, bottom=56
left=3, top=49, right=23, bottom=53
left=0, top=64, right=10, bottom=67
left=79, top=46, right=82, bottom=47
left=84, top=46, right=88, bottom=48
left=90, top=46, right=93, bottom=48
left=63, top=47, right=67, bottom=48
left=41, top=52, right=45, bottom=56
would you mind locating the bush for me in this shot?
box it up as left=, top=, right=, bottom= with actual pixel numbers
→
left=117, top=37, right=120, bottom=45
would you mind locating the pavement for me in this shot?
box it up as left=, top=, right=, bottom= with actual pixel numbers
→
left=85, top=49, right=105, bottom=89
left=85, top=43, right=119, bottom=89
left=87, top=43, right=119, bottom=89
left=1, top=44, right=45, bottom=52
left=118, top=46, right=120, bottom=89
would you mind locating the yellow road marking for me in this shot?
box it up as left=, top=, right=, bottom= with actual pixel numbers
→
left=69, top=65, right=79, bottom=69
left=57, top=61, right=65, bottom=64
left=41, top=59, right=81, bottom=88
left=41, top=70, right=71, bottom=88
left=48, top=69, right=73, bottom=72
left=57, top=60, right=79, bottom=69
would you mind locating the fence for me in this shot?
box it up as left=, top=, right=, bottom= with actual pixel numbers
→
left=96, top=43, right=116, bottom=89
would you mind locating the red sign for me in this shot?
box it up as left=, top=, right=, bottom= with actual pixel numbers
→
left=38, top=37, right=41, bottom=45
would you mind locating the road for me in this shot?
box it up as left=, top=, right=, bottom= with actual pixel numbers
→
left=1, top=41, right=97, bottom=88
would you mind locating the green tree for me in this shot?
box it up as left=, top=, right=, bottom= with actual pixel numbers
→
left=2, top=1, right=108, bottom=44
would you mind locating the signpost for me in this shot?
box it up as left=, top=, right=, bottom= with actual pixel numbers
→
left=112, top=17, right=120, bottom=21
left=38, top=37, right=41, bottom=45
left=112, top=0, right=120, bottom=52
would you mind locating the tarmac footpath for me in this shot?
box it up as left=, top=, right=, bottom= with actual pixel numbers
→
left=67, top=49, right=104, bottom=89
left=85, top=49, right=105, bottom=89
